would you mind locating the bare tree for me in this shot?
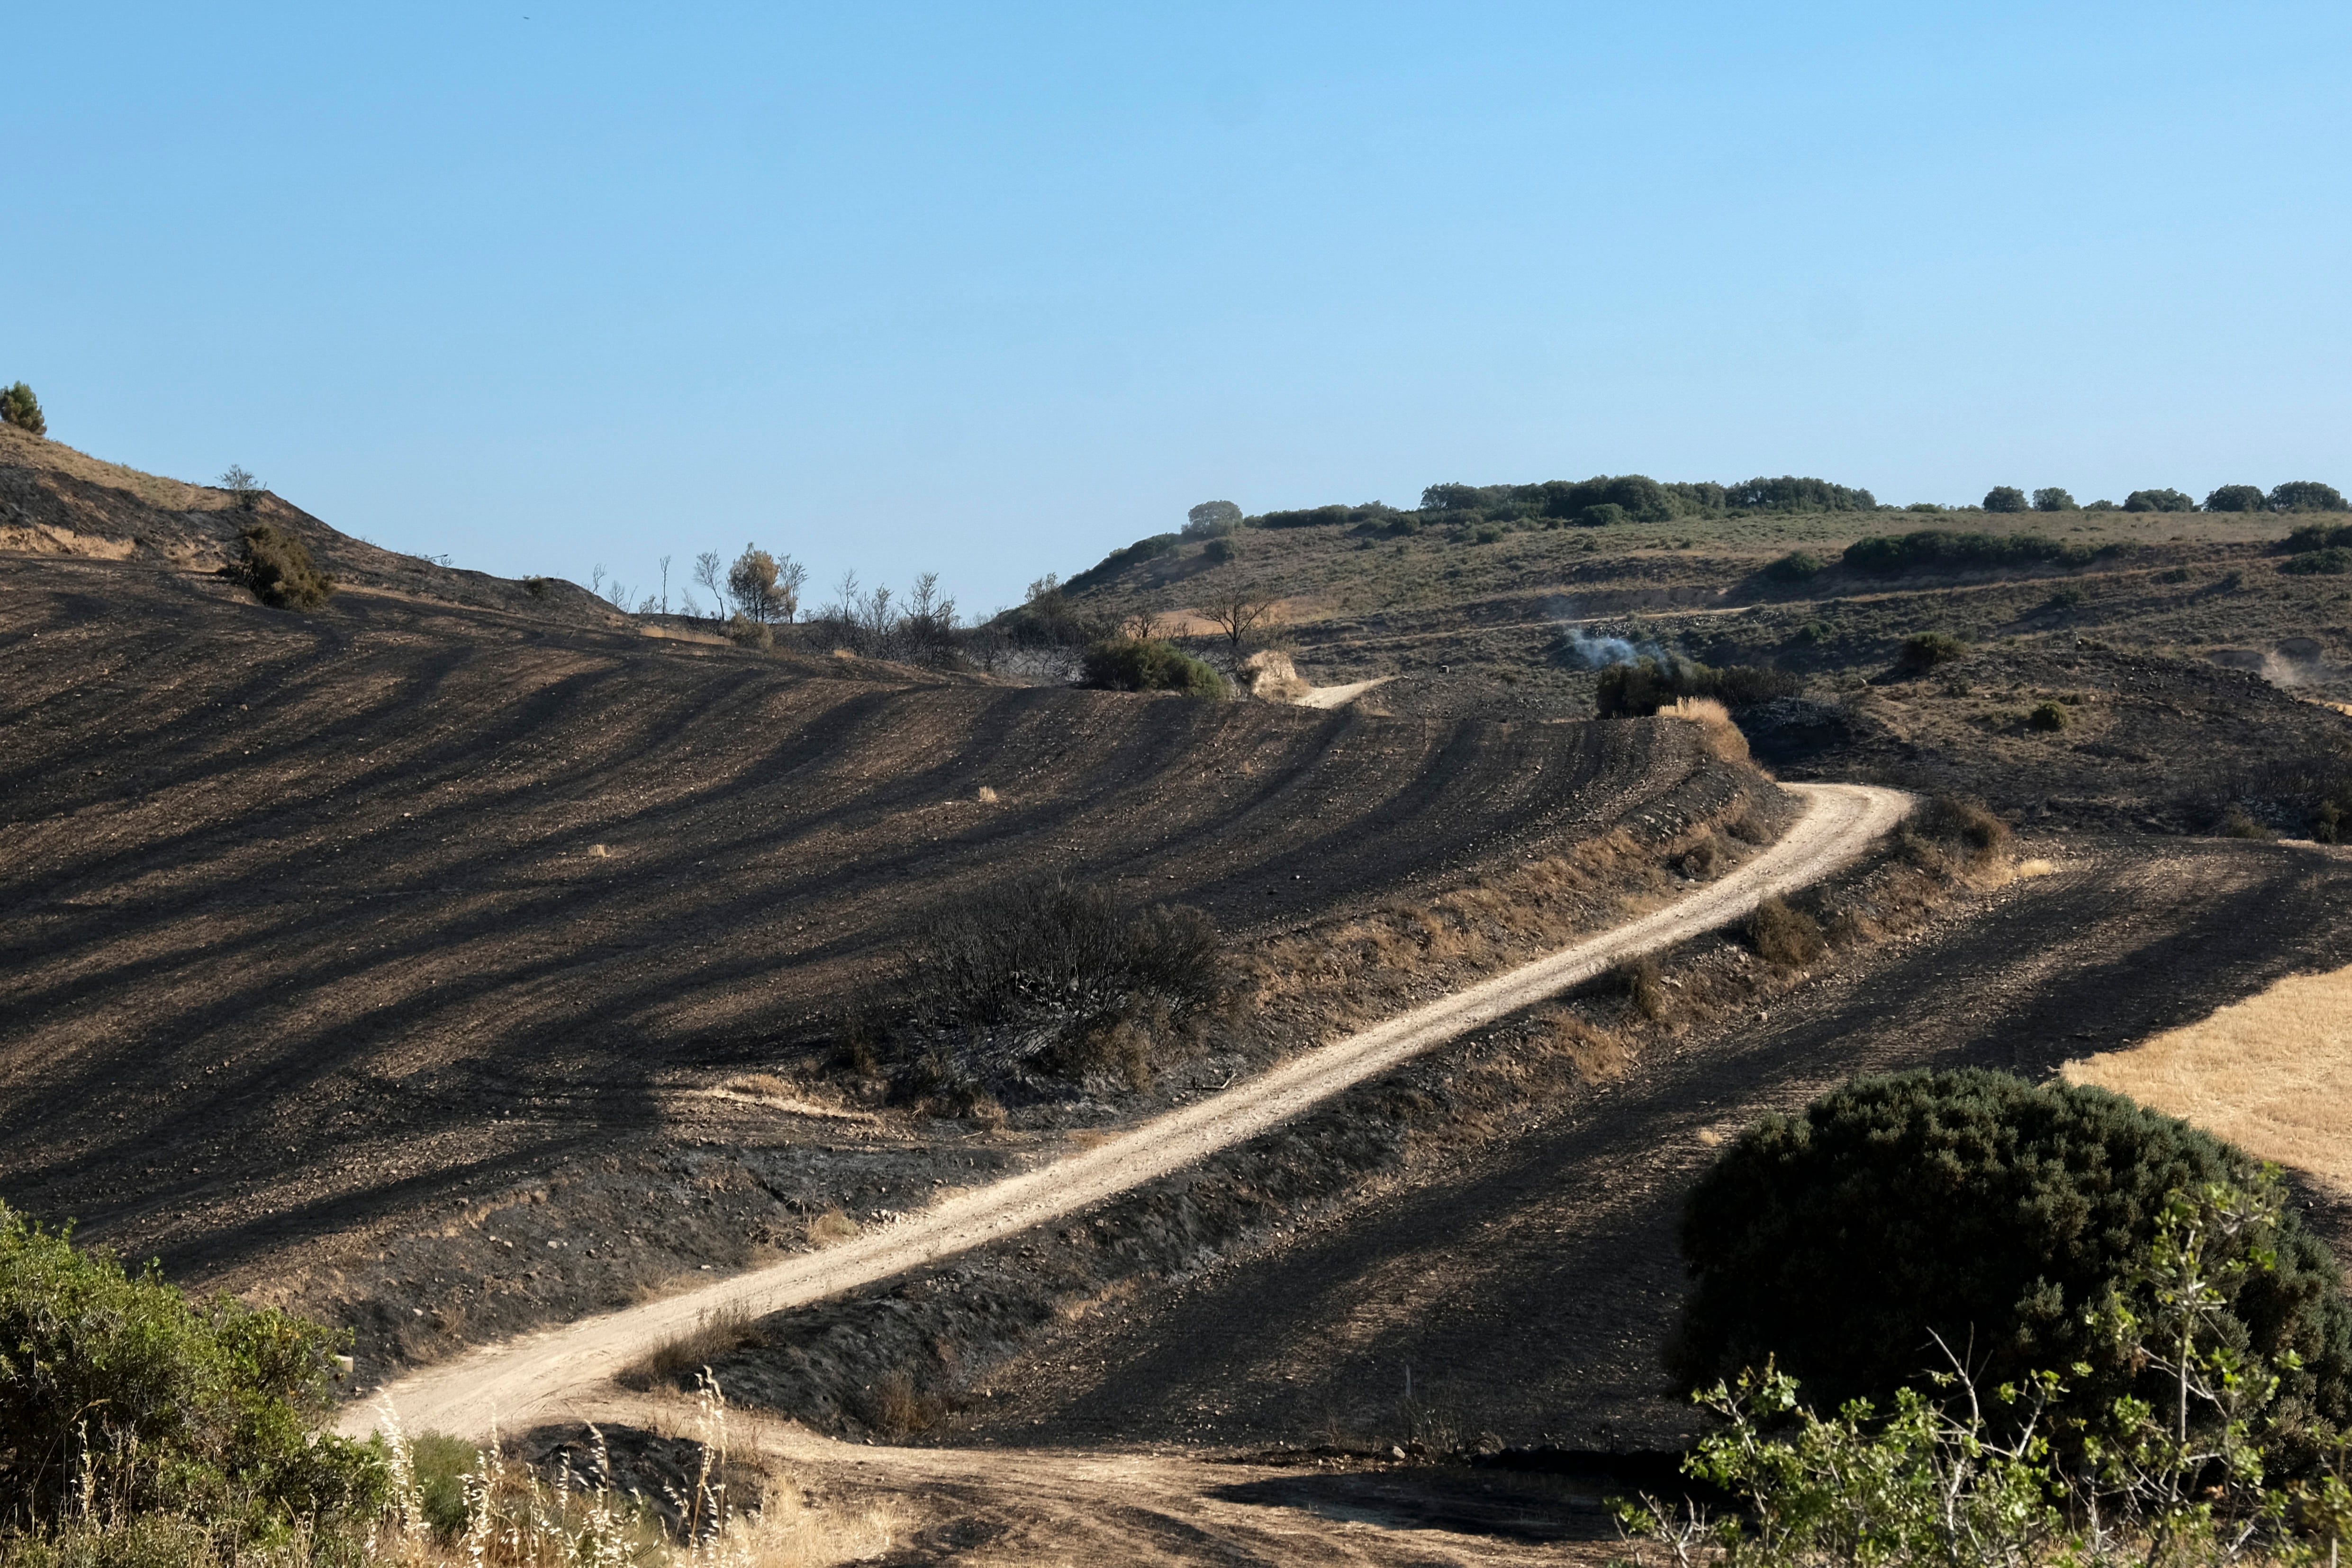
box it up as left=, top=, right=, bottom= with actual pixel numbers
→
left=217, top=465, right=263, bottom=508
left=1120, top=606, right=1167, bottom=642
left=657, top=554, right=672, bottom=615
left=774, top=554, right=808, bottom=623
left=590, top=563, right=607, bottom=599
left=1201, top=582, right=1283, bottom=657
left=692, top=551, right=725, bottom=620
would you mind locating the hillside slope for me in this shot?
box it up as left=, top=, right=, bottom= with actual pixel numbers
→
left=0, top=545, right=1755, bottom=1376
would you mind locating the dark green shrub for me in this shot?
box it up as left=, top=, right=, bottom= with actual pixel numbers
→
left=1182, top=500, right=1243, bottom=538
left=2283, top=548, right=2352, bottom=576
left=2031, top=487, right=2076, bottom=512
left=1061, top=533, right=1181, bottom=592
left=1764, top=550, right=1821, bottom=583
left=1580, top=502, right=1628, bottom=528
left=1899, top=632, right=1966, bottom=670
left=235, top=522, right=335, bottom=611
left=2045, top=587, right=2084, bottom=610
left=2284, top=523, right=2352, bottom=552
left=1203, top=536, right=1236, bottom=563
left=1905, top=501, right=1944, bottom=513
left=1671, top=1070, right=2352, bottom=1440
left=1791, top=620, right=1834, bottom=646
left=1842, top=529, right=2100, bottom=575
left=2028, top=700, right=2068, bottom=731
left=2206, top=484, right=2268, bottom=513
left=0, top=382, right=45, bottom=437
left=1255, top=501, right=1394, bottom=530
left=2084, top=498, right=2119, bottom=510
left=2270, top=480, right=2349, bottom=513
left=1982, top=485, right=2028, bottom=513
left=0, top=1203, right=386, bottom=1532
left=1725, top=476, right=1878, bottom=512
left=1080, top=636, right=1226, bottom=696
left=1473, top=522, right=1505, bottom=544
left=2124, top=487, right=2195, bottom=513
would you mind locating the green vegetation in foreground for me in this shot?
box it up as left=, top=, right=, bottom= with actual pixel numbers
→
left=0, top=1201, right=385, bottom=1548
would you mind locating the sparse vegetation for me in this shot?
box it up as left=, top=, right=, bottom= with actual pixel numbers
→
left=1744, top=895, right=1824, bottom=966
left=235, top=521, right=335, bottom=610
left=1898, top=631, right=1967, bottom=671
left=217, top=465, right=262, bottom=508
left=1593, top=657, right=1801, bottom=716
left=1669, top=1069, right=2352, bottom=1447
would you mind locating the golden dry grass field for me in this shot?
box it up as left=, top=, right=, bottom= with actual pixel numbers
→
left=2065, top=957, right=2352, bottom=1200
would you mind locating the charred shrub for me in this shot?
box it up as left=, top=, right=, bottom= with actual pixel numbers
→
left=1594, top=656, right=1801, bottom=716
left=1670, top=1070, right=2352, bottom=1446
left=1745, top=895, right=1825, bottom=966
left=1080, top=636, right=1228, bottom=697
left=1898, top=631, right=1966, bottom=671
left=235, top=520, right=335, bottom=610
left=1615, top=955, right=1667, bottom=1020
left=890, top=877, right=1228, bottom=1095
left=1911, top=794, right=2012, bottom=858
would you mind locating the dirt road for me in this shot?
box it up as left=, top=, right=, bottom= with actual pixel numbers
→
left=341, top=783, right=1907, bottom=1441
left=957, top=835, right=2352, bottom=1456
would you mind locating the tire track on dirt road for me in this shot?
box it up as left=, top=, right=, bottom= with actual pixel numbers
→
left=343, top=783, right=1909, bottom=1441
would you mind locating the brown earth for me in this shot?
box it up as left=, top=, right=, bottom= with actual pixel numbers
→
left=0, top=546, right=1751, bottom=1388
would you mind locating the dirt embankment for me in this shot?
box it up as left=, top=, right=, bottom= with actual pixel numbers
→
left=0, top=551, right=1754, bottom=1385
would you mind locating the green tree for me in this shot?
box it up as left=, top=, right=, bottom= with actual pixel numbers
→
left=2269, top=480, right=2351, bottom=513
left=2030, top=487, right=2076, bottom=511
left=2205, top=483, right=2267, bottom=513
left=0, top=381, right=45, bottom=437
left=725, top=543, right=805, bottom=624
left=216, top=465, right=262, bottom=508
left=1183, top=500, right=1243, bottom=538
left=1982, top=485, right=2029, bottom=513
left=2125, top=487, right=2196, bottom=513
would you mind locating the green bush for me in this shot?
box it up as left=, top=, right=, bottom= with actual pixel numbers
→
left=2285, top=522, right=2352, bottom=552
left=1981, top=485, right=2028, bottom=513
left=235, top=522, right=335, bottom=611
left=1203, top=537, right=1236, bottom=563
left=2206, top=483, right=2268, bottom=513
left=2270, top=480, right=2349, bottom=513
left=0, top=382, right=45, bottom=437
left=1580, top=502, right=1628, bottom=528
left=2027, top=700, right=2068, bottom=731
left=0, top=1203, right=386, bottom=1532
left=2283, top=548, right=2352, bottom=576
left=1182, top=500, right=1243, bottom=538
left=2030, top=487, right=2076, bottom=512
left=1904, top=501, right=1944, bottom=513
left=1724, top=475, right=1878, bottom=512
left=1762, top=550, right=1821, bottom=583
left=1670, top=1070, right=2352, bottom=1441
left=1898, top=632, right=1966, bottom=670
left=1061, top=533, right=1181, bottom=592
left=1841, top=529, right=2101, bottom=575
left=2125, top=487, right=2195, bottom=513
left=1080, top=636, right=1227, bottom=696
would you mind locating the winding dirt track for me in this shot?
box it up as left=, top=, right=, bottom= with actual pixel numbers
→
left=344, top=782, right=1907, bottom=1441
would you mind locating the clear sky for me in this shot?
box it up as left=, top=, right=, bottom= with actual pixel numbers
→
left=8, top=4, right=2350, bottom=615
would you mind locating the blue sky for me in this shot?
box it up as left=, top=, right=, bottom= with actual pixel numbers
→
left=8, top=4, right=2350, bottom=614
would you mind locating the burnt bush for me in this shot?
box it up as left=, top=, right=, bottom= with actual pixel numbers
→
left=1594, top=656, right=1801, bottom=717
left=873, top=877, right=1230, bottom=1097
left=235, top=521, right=334, bottom=610
left=1670, top=1070, right=2352, bottom=1446
left=1911, top=794, right=2012, bottom=857
left=1745, top=895, right=1825, bottom=966
left=1080, top=636, right=1227, bottom=696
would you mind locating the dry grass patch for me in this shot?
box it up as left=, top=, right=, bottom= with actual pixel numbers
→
left=2063, top=961, right=2352, bottom=1199
left=618, top=1305, right=763, bottom=1391
left=802, top=1207, right=860, bottom=1246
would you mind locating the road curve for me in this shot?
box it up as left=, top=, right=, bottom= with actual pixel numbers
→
left=342, top=781, right=1909, bottom=1441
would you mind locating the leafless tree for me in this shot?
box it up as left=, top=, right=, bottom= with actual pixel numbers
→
left=657, top=554, right=672, bottom=615
left=692, top=551, right=726, bottom=620
left=1201, top=582, right=1283, bottom=656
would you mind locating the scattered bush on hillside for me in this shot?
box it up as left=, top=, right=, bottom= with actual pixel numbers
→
left=1183, top=500, right=1243, bottom=538
left=0, top=381, right=45, bottom=437
left=235, top=521, right=335, bottom=610
left=2283, top=548, right=2352, bottom=576
left=1593, top=656, right=1801, bottom=717
left=1904, top=501, right=1944, bottom=513
left=890, top=877, right=1229, bottom=1093
left=0, top=1201, right=387, bottom=1534
left=2084, top=497, right=2119, bottom=510
left=1254, top=501, right=1395, bottom=530
left=725, top=543, right=805, bottom=623
left=1898, top=632, right=1966, bottom=671
left=1763, top=550, right=1821, bottom=583
left=1982, top=485, right=2028, bottom=513
left=1745, top=895, right=1825, bottom=966
left=2206, top=483, right=2268, bottom=513
left=1061, top=533, right=1181, bottom=592
left=1908, top=794, right=2013, bottom=861
left=1615, top=955, right=1668, bottom=1021
left=1842, top=528, right=2102, bottom=575
left=2125, top=487, right=2196, bottom=513
left=216, top=465, right=262, bottom=508
left=1203, top=536, right=1237, bottom=563
left=2285, top=522, right=2352, bottom=552
left=2271, top=480, right=2350, bottom=513
left=1580, top=503, right=1628, bottom=527
left=725, top=612, right=774, bottom=650
left=1669, top=1068, right=2352, bottom=1450
left=2031, top=486, right=2076, bottom=511
left=2028, top=700, right=2068, bottom=732
left=1080, top=636, right=1226, bottom=696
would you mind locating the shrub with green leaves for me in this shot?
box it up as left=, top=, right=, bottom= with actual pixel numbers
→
left=0, top=1202, right=385, bottom=1532
left=235, top=522, right=335, bottom=611
left=1842, top=529, right=2103, bottom=575
left=2284, top=547, right=2352, bottom=576
left=0, top=382, right=45, bottom=437
left=2270, top=480, right=2349, bottom=513
left=1982, top=485, right=2028, bottom=513
left=1669, top=1070, right=2352, bottom=1446
left=1898, top=632, right=1966, bottom=671
left=2206, top=483, right=2268, bottom=513
left=2125, top=487, right=2196, bottom=513
left=2031, top=486, right=2076, bottom=512
left=1762, top=551, right=1820, bottom=583
left=2028, top=700, right=2068, bottom=731
left=1080, top=636, right=1226, bottom=697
